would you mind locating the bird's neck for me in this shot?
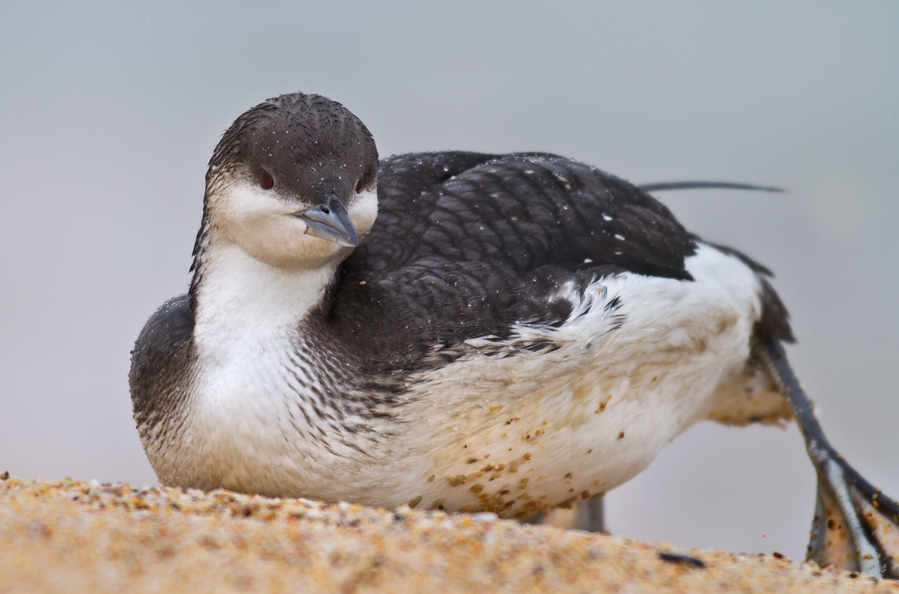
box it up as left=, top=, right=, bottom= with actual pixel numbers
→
left=190, top=234, right=339, bottom=345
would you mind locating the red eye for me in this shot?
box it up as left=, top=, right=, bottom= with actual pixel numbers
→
left=355, top=176, right=364, bottom=193
left=259, top=168, right=274, bottom=189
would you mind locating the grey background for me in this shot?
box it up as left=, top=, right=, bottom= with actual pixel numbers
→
left=1, top=1, right=896, bottom=560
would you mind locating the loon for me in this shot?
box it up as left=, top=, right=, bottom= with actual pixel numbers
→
left=130, top=93, right=898, bottom=578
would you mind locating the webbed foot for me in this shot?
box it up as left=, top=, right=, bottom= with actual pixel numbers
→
left=760, top=336, right=898, bottom=578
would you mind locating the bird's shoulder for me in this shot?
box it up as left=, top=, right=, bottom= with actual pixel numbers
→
left=325, top=152, right=701, bottom=370
left=354, top=151, right=697, bottom=280
left=129, top=294, right=195, bottom=424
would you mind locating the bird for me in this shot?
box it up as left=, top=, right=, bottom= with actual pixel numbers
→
left=130, top=93, right=897, bottom=578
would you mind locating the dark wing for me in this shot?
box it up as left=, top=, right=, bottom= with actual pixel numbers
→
left=129, top=294, right=195, bottom=434
left=325, top=152, right=698, bottom=372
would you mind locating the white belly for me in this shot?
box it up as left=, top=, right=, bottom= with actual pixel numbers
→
left=162, top=244, right=775, bottom=517
left=394, top=244, right=767, bottom=517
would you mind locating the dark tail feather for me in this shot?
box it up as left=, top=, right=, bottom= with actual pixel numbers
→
left=639, top=181, right=783, bottom=193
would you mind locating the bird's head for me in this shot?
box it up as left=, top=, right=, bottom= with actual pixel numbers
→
left=202, top=93, right=379, bottom=269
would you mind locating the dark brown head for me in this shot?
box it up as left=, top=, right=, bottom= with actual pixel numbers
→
left=202, top=93, right=379, bottom=268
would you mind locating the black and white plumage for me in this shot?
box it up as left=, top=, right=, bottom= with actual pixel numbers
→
left=130, top=93, right=898, bottom=577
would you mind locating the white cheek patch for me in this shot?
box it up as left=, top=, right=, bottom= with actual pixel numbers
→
left=215, top=180, right=299, bottom=224
left=210, top=180, right=353, bottom=267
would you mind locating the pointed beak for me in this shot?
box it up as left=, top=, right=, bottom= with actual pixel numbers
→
left=294, top=194, right=360, bottom=248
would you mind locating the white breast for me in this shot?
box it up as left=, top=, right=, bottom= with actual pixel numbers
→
left=156, top=237, right=423, bottom=500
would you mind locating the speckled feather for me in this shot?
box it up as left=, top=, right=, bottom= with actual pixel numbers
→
left=130, top=93, right=795, bottom=508
left=327, top=151, right=726, bottom=373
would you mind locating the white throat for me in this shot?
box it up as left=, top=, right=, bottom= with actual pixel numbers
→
left=173, top=235, right=380, bottom=497
left=192, top=237, right=338, bottom=356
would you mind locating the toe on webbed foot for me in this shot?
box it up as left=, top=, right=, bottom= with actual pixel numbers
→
left=759, top=335, right=898, bottom=579
left=807, top=457, right=899, bottom=578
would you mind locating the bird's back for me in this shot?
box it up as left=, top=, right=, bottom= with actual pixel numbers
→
left=326, top=151, right=789, bottom=374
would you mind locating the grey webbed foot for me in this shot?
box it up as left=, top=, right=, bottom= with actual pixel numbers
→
left=759, top=336, right=899, bottom=579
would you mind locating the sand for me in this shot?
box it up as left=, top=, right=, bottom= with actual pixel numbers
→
left=1, top=477, right=895, bottom=593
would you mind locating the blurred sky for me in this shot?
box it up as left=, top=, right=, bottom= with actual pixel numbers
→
left=1, top=1, right=896, bottom=560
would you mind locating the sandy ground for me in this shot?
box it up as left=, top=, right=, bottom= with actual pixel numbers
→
left=1, top=477, right=896, bottom=594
